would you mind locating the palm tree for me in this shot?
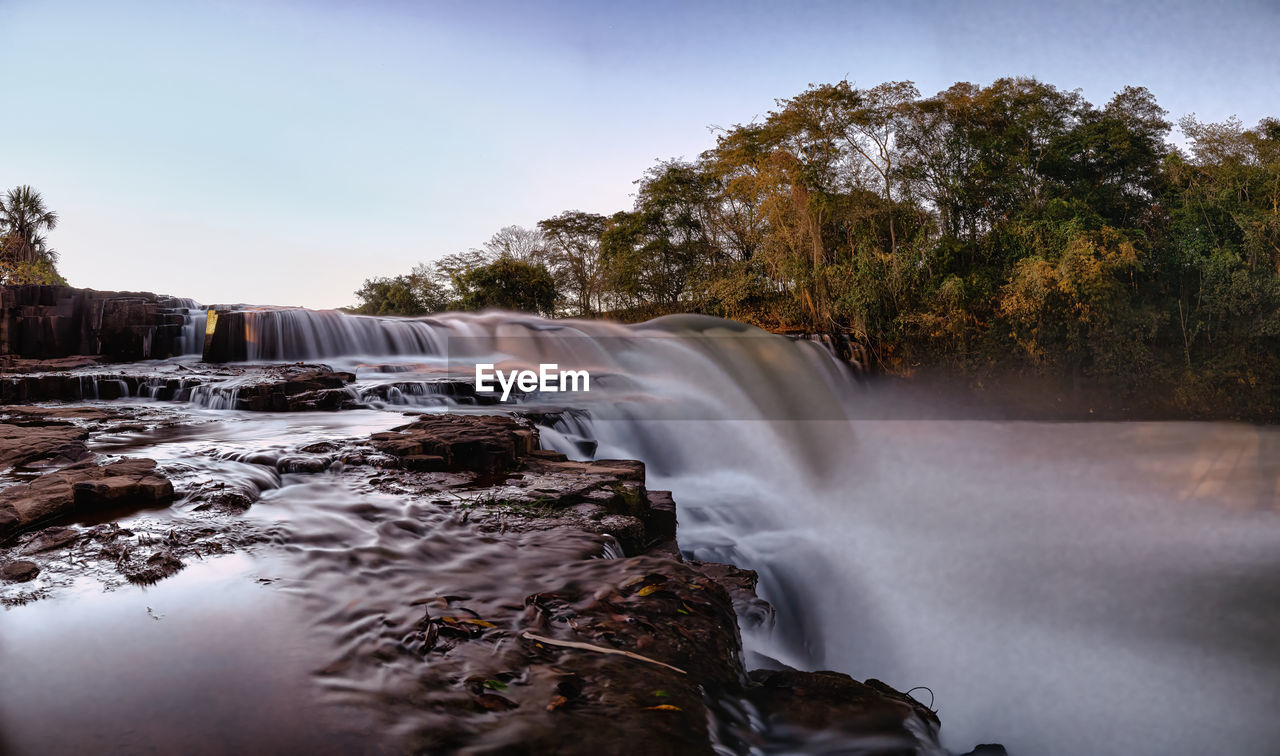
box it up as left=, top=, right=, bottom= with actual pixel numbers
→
left=1, top=185, right=60, bottom=266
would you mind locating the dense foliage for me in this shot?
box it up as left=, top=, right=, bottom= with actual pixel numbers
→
left=353, top=77, right=1278, bottom=412
left=0, top=185, right=66, bottom=285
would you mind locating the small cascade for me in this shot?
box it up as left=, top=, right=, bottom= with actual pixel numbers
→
left=173, top=299, right=208, bottom=356
left=189, top=384, right=242, bottom=410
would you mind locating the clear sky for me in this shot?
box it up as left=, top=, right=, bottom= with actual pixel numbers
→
left=2, top=0, right=1277, bottom=308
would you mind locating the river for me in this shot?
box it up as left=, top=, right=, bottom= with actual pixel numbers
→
left=3, top=308, right=1279, bottom=754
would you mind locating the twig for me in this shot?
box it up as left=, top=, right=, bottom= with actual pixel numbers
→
left=520, top=631, right=686, bottom=675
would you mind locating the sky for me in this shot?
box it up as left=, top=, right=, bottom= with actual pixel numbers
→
left=2, top=0, right=1277, bottom=308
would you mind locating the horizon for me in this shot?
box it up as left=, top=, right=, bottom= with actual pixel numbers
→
left=2, top=0, right=1277, bottom=309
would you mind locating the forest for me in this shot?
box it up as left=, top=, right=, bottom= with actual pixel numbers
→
left=352, top=77, right=1280, bottom=415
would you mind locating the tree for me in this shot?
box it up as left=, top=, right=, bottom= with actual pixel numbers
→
left=483, top=225, right=544, bottom=261
left=599, top=161, right=716, bottom=311
left=1, top=185, right=65, bottom=284
left=351, top=275, right=431, bottom=316
left=537, top=211, right=607, bottom=315
left=454, top=257, right=557, bottom=316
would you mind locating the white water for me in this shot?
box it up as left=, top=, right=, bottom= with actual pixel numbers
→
left=165, top=307, right=1280, bottom=754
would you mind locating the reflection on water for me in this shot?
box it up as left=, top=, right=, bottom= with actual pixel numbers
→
left=0, top=554, right=379, bottom=755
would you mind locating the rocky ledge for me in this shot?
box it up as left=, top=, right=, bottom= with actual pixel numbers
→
left=0, top=284, right=199, bottom=361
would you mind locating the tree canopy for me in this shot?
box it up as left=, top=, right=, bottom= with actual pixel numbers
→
left=352, top=76, right=1280, bottom=415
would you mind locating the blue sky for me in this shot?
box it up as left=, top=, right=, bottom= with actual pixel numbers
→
left=2, top=0, right=1277, bottom=308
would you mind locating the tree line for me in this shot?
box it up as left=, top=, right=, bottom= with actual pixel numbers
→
left=356, top=77, right=1280, bottom=413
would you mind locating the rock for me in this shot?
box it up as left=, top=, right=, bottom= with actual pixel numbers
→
left=369, top=414, right=536, bottom=474
left=689, top=560, right=774, bottom=630
left=0, top=284, right=190, bottom=361
left=1, top=405, right=120, bottom=422
left=0, top=421, right=90, bottom=469
left=961, top=746, right=1009, bottom=756
left=201, top=309, right=247, bottom=362
left=0, top=457, right=174, bottom=537
left=644, top=489, right=677, bottom=540
left=19, top=526, right=81, bottom=554
left=0, top=355, right=101, bottom=373
left=395, top=555, right=744, bottom=755
left=1, top=560, right=40, bottom=582
left=0, top=372, right=148, bottom=403
left=185, top=365, right=356, bottom=411
left=401, top=454, right=446, bottom=472
left=745, top=668, right=941, bottom=752
left=193, top=490, right=256, bottom=512
left=121, top=550, right=184, bottom=584
left=72, top=458, right=175, bottom=507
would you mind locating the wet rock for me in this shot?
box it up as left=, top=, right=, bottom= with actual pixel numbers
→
left=369, top=414, right=536, bottom=474
left=689, top=560, right=774, bottom=630
left=357, top=380, right=503, bottom=407
left=276, top=454, right=331, bottom=473
left=1, top=560, right=40, bottom=582
left=72, top=458, right=175, bottom=506
left=299, top=440, right=341, bottom=454
left=0, top=457, right=174, bottom=537
left=401, top=454, right=446, bottom=472
left=0, top=372, right=147, bottom=403
left=245, top=383, right=353, bottom=412
left=186, top=478, right=261, bottom=512
left=745, top=669, right=941, bottom=753
left=961, top=746, right=1010, bottom=755
left=0, top=404, right=120, bottom=423
left=0, top=355, right=102, bottom=373
left=19, top=526, right=81, bottom=554
left=121, top=549, right=184, bottom=584
left=0, top=421, right=90, bottom=469
left=216, top=366, right=356, bottom=411
left=643, top=489, right=677, bottom=540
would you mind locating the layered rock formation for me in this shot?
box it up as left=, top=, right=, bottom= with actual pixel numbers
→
left=0, top=284, right=194, bottom=362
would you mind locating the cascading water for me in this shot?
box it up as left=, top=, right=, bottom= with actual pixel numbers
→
left=238, top=308, right=446, bottom=361
left=173, top=298, right=208, bottom=356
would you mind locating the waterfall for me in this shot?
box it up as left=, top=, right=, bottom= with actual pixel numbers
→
left=177, top=305, right=1280, bottom=755
left=173, top=298, right=208, bottom=356
left=238, top=308, right=445, bottom=361
left=212, top=306, right=863, bottom=671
